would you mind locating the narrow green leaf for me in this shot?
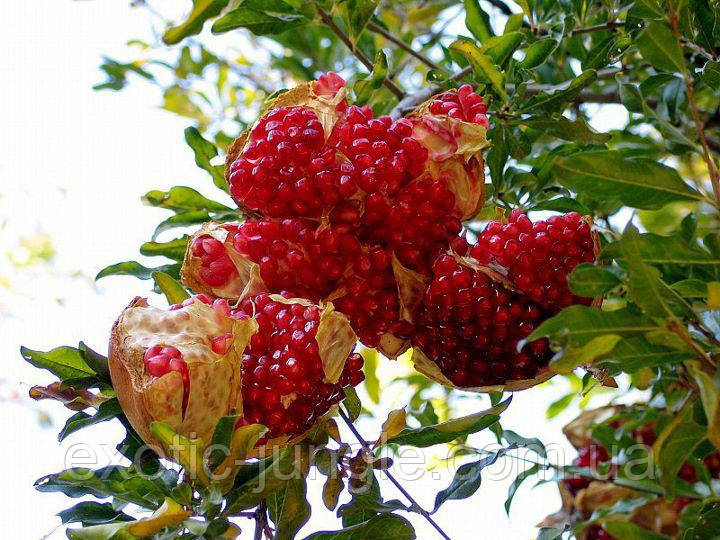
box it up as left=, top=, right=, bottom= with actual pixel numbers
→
left=654, top=403, right=706, bottom=493
left=450, top=40, right=507, bottom=101
left=212, top=1, right=306, bottom=36
left=602, top=232, right=720, bottom=266
left=432, top=449, right=507, bottom=511
left=152, top=272, right=190, bottom=305
left=163, top=0, right=230, bottom=45
left=143, top=186, right=231, bottom=213
left=21, top=346, right=96, bottom=381
left=553, top=151, right=702, bottom=209
left=464, top=0, right=494, bottom=42
left=637, top=21, right=685, bottom=73
left=481, top=32, right=523, bottom=66
left=354, top=50, right=389, bottom=105
left=95, top=261, right=181, bottom=281
left=268, top=474, right=311, bottom=540
left=602, top=521, right=669, bottom=540
left=520, top=69, right=597, bottom=112
left=184, top=127, right=227, bottom=192
left=140, top=237, right=189, bottom=261
left=303, top=515, right=416, bottom=540
left=342, top=386, right=362, bottom=421
left=518, top=39, right=557, bottom=69
left=504, top=463, right=541, bottom=514
left=387, top=398, right=510, bottom=447
left=59, top=400, right=123, bottom=442
left=58, top=502, right=133, bottom=525
left=702, top=60, right=720, bottom=90
left=339, top=0, right=379, bottom=43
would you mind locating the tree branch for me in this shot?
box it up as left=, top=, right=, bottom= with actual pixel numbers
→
left=569, top=21, right=623, bottom=36
left=337, top=409, right=451, bottom=540
left=666, top=0, right=720, bottom=210
left=315, top=5, right=405, bottom=100
left=366, top=21, right=444, bottom=72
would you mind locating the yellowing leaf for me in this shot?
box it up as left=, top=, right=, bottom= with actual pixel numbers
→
left=708, top=282, right=720, bottom=309
left=128, top=497, right=190, bottom=537
left=150, top=422, right=209, bottom=486
left=316, top=303, right=357, bottom=384
left=376, top=409, right=407, bottom=446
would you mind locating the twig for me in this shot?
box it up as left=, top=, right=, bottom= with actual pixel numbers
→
left=337, top=409, right=452, bottom=540
left=569, top=21, right=623, bottom=36
left=367, top=22, right=444, bottom=72
left=254, top=500, right=272, bottom=540
left=315, top=5, right=405, bottom=100
left=666, top=0, right=720, bottom=211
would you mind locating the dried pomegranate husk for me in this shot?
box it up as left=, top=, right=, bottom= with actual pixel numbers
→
left=109, top=297, right=256, bottom=448
left=562, top=405, right=627, bottom=450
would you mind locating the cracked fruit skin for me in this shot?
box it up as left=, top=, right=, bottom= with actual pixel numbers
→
left=109, top=296, right=252, bottom=449
left=109, top=292, right=361, bottom=452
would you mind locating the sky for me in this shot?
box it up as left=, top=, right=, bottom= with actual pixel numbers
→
left=0, top=2, right=630, bottom=539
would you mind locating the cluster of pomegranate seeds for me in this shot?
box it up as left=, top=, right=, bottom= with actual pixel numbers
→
left=333, top=247, right=413, bottom=349
left=428, top=84, right=490, bottom=127
left=361, top=178, right=461, bottom=274
left=231, top=219, right=359, bottom=300
left=471, top=210, right=595, bottom=311
left=232, top=293, right=364, bottom=439
left=412, top=255, right=552, bottom=387
left=229, top=106, right=354, bottom=219
left=562, top=444, right=610, bottom=494
left=143, top=345, right=190, bottom=415
left=191, top=232, right=238, bottom=288
left=334, top=107, right=428, bottom=195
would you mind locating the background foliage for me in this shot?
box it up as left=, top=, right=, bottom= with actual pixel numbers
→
left=22, top=0, right=720, bottom=538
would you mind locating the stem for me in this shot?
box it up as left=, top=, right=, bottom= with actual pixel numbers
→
left=666, top=0, right=720, bottom=211
left=366, top=22, right=444, bottom=72
left=569, top=21, right=623, bottom=36
left=315, top=5, right=405, bottom=100
left=337, top=409, right=452, bottom=540
left=254, top=500, right=272, bottom=540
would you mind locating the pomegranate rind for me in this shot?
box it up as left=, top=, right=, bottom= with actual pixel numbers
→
left=109, top=297, right=254, bottom=450
left=378, top=332, right=411, bottom=360
left=410, top=346, right=553, bottom=393
left=181, top=223, right=252, bottom=299
left=391, top=254, right=430, bottom=323
left=316, top=303, right=357, bottom=384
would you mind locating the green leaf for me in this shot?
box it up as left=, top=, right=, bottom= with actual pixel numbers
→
left=482, top=32, right=523, bottom=66
left=184, top=127, right=228, bottom=192
left=601, top=232, right=720, bottom=266
left=568, top=263, right=620, bottom=297
left=637, top=21, right=685, bottom=73
left=163, top=0, right=230, bottom=44
left=601, top=521, right=669, bottom=540
left=536, top=527, right=564, bottom=540
left=634, top=0, right=665, bottom=18
left=152, top=210, right=216, bottom=240
left=95, top=261, right=181, bottom=281
left=212, top=1, right=306, bottom=36
left=140, top=237, right=189, bottom=261
left=354, top=50, right=389, bottom=105
left=702, top=60, right=720, bottom=90
left=339, top=0, right=379, bottom=43
left=58, top=502, right=133, bottom=526
left=338, top=469, right=382, bottom=527
left=303, top=515, right=416, bottom=540
left=552, top=151, right=702, bottom=210
left=152, top=272, right=190, bottom=306
left=225, top=447, right=308, bottom=513
left=529, top=305, right=661, bottom=347
left=686, top=360, right=720, bottom=450
left=59, top=399, right=123, bottom=442
left=550, top=334, right=622, bottom=374
left=504, top=13, right=523, bottom=34
left=671, top=279, right=709, bottom=298
left=654, top=403, right=706, bottom=493
left=267, top=474, right=311, bottom=540
left=35, top=466, right=169, bottom=509
left=582, top=36, right=616, bottom=71
left=450, top=40, right=507, bottom=101
left=504, top=463, right=541, bottom=514
left=207, top=415, right=238, bottom=471
left=464, top=0, right=494, bottom=42
left=530, top=197, right=591, bottom=214
left=21, top=346, right=96, bottom=381
left=621, top=225, right=695, bottom=319
left=387, top=398, right=510, bottom=447
left=79, top=343, right=111, bottom=384
left=65, top=522, right=136, bottom=540
left=143, top=186, right=231, bottom=213
left=520, top=69, right=597, bottom=112
left=342, top=386, right=362, bottom=421
left=518, top=39, right=558, bottom=69
left=432, top=448, right=507, bottom=512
